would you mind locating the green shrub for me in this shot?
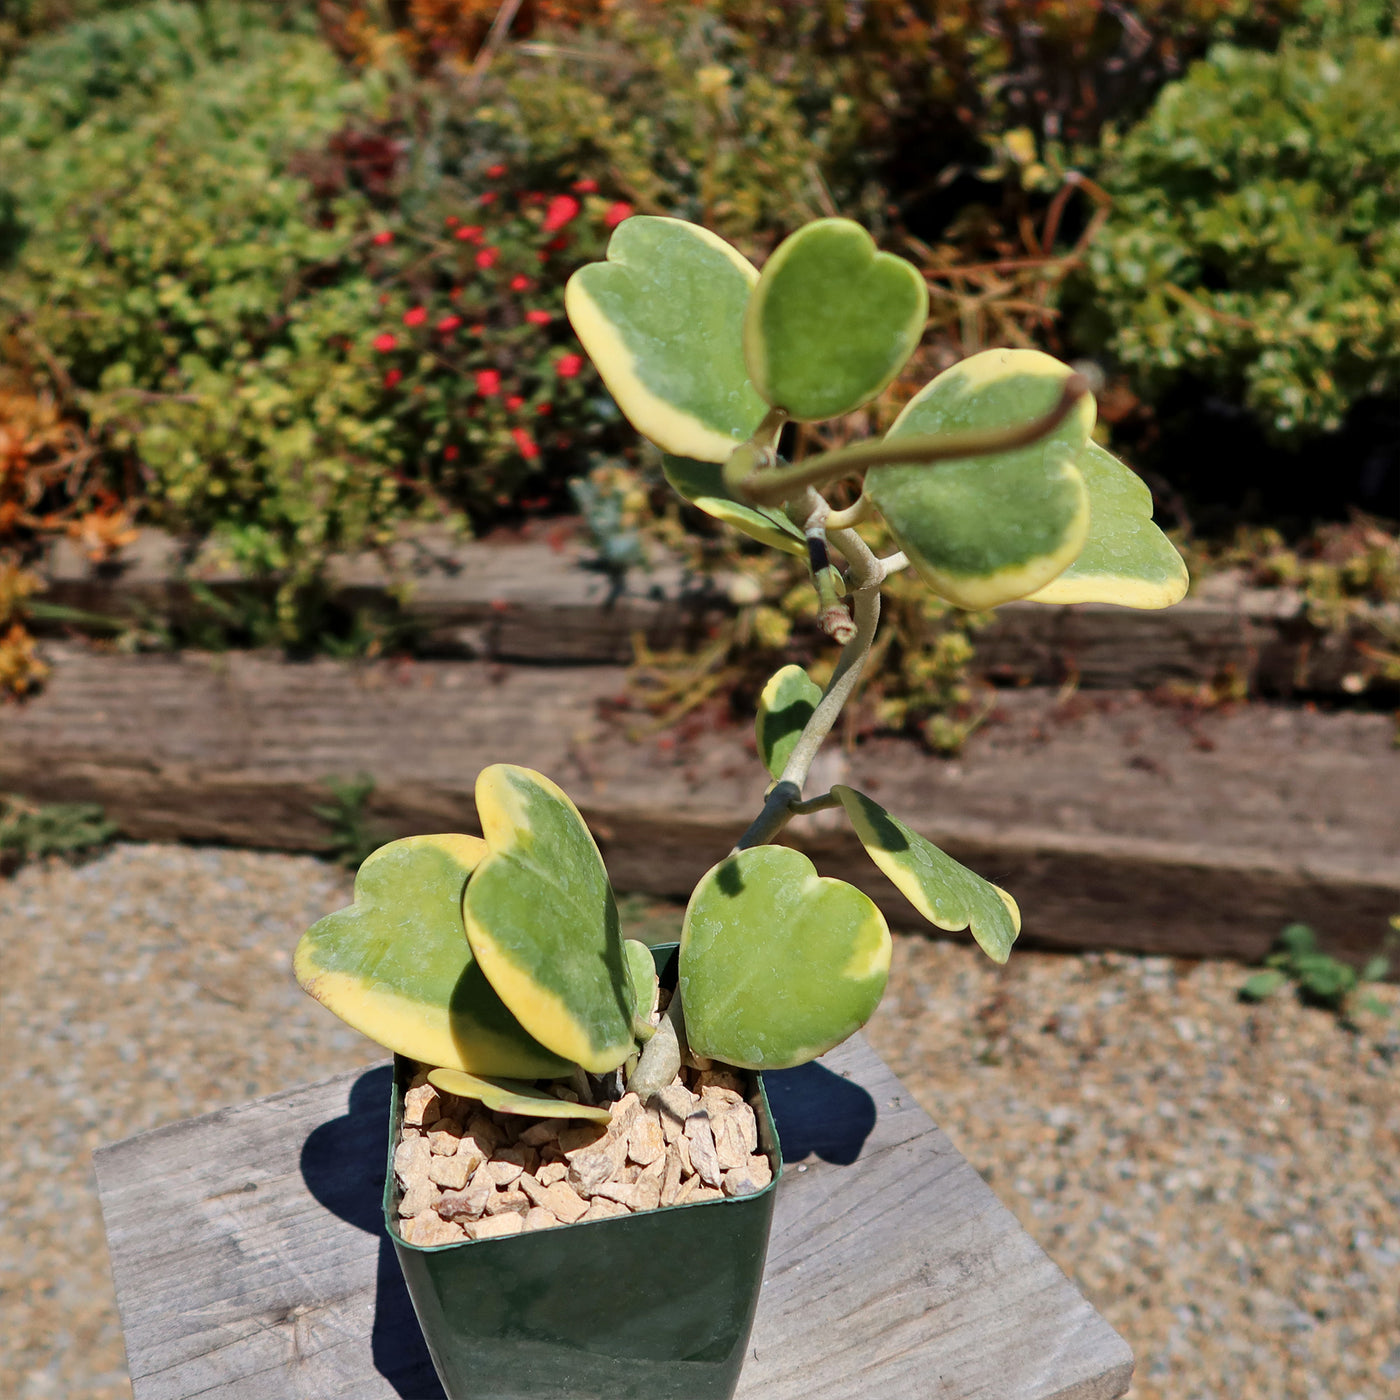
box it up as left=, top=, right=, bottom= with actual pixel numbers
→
left=0, top=1, right=634, bottom=637
left=1069, top=36, right=1400, bottom=445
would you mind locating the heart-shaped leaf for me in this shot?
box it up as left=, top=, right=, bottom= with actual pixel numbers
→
left=867, top=348, right=1094, bottom=609
left=294, top=835, right=569, bottom=1077
left=661, top=454, right=806, bottom=555
left=755, top=664, right=823, bottom=779
left=426, top=1067, right=612, bottom=1122
left=623, top=938, right=659, bottom=1041
left=679, top=845, right=891, bottom=1069
left=565, top=216, right=769, bottom=462
left=1022, top=441, right=1189, bottom=608
left=464, top=765, right=635, bottom=1075
left=743, top=219, right=927, bottom=422
left=833, top=786, right=1020, bottom=963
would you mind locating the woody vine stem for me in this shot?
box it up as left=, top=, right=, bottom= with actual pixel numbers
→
left=628, top=375, right=1090, bottom=1098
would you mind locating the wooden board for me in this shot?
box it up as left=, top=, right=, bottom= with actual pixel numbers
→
left=3, top=646, right=1397, bottom=972
left=35, top=528, right=1398, bottom=693
left=94, top=1035, right=1133, bottom=1400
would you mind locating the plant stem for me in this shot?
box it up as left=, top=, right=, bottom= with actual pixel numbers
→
left=732, top=374, right=1090, bottom=507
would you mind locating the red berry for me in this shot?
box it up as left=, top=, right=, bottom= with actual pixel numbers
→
left=480, top=191, right=498, bottom=206
left=444, top=445, right=459, bottom=461
left=486, top=163, right=506, bottom=178
left=542, top=194, right=581, bottom=234
left=476, top=247, right=499, bottom=270
left=372, top=332, right=398, bottom=352
left=476, top=369, right=501, bottom=396
left=384, top=368, right=403, bottom=388
left=505, top=395, right=525, bottom=411
left=510, top=275, right=532, bottom=292
left=572, top=178, right=599, bottom=194
left=511, top=427, right=540, bottom=461
left=603, top=201, right=633, bottom=229
left=436, top=315, right=463, bottom=334
left=402, top=306, right=428, bottom=327
left=555, top=352, right=584, bottom=378
left=371, top=230, right=394, bottom=246
left=525, top=309, right=552, bottom=326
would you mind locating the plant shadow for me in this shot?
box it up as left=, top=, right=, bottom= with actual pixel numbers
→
left=300, top=1064, right=446, bottom=1399
left=762, top=1060, right=877, bottom=1167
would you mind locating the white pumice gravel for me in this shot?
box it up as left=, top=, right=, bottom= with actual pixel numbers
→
left=1, top=841, right=1396, bottom=1399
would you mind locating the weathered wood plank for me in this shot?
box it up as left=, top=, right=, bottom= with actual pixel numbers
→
left=34, top=529, right=1398, bottom=692
left=3, top=647, right=1397, bottom=971
left=94, top=1036, right=1132, bottom=1400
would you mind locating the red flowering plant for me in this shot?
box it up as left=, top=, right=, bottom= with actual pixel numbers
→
left=362, top=168, right=638, bottom=520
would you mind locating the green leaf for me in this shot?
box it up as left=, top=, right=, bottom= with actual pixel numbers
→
left=1278, top=923, right=1318, bottom=958
left=743, top=219, right=927, bottom=422
left=867, top=348, right=1094, bottom=609
left=661, top=453, right=807, bottom=556
left=755, top=664, right=823, bottom=779
left=623, top=938, right=659, bottom=1041
left=833, top=786, right=1020, bottom=963
left=565, top=216, right=768, bottom=462
left=1023, top=442, right=1188, bottom=608
left=294, top=835, right=569, bottom=1078
left=679, top=845, right=891, bottom=1069
left=427, top=1067, right=611, bottom=1123
left=1240, top=969, right=1287, bottom=1002
left=464, top=765, right=635, bottom=1075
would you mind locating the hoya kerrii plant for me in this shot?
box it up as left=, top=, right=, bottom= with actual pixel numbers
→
left=294, top=216, right=1188, bottom=1135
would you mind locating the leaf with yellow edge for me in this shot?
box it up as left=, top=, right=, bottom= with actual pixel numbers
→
left=833, top=786, right=1020, bottom=963
left=565, top=216, right=768, bottom=462
left=294, top=835, right=569, bottom=1078
left=464, top=765, right=635, bottom=1075
left=755, top=663, right=823, bottom=779
left=427, top=1067, right=611, bottom=1123
left=1022, top=441, right=1188, bottom=608
left=680, top=845, right=891, bottom=1070
left=868, top=348, right=1093, bottom=609
left=661, top=454, right=806, bottom=556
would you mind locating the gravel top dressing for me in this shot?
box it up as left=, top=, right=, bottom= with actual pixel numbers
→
left=1, top=842, right=1396, bottom=1400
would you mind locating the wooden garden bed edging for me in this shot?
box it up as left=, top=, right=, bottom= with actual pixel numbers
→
left=93, top=1034, right=1134, bottom=1400
left=3, top=645, right=1397, bottom=974
left=34, top=527, right=1399, bottom=693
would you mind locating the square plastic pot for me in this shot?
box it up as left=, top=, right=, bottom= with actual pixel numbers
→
left=384, top=944, right=782, bottom=1400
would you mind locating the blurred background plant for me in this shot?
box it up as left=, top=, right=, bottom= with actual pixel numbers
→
left=1, top=0, right=1396, bottom=718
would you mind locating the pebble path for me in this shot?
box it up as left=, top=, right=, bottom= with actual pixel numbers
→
left=1, top=843, right=1396, bottom=1399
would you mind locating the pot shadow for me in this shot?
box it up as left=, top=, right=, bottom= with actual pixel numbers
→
left=762, top=1061, right=876, bottom=1166
left=300, top=1064, right=446, bottom=1399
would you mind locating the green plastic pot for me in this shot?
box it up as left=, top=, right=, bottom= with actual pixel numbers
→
left=384, top=944, right=782, bottom=1400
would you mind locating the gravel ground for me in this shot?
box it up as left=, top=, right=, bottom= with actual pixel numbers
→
left=1, top=843, right=1396, bottom=1400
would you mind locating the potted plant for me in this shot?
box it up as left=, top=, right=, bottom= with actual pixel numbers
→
left=293, top=215, right=1188, bottom=1400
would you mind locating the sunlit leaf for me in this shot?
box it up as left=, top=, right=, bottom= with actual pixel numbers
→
left=680, top=845, right=891, bottom=1069
left=744, top=219, right=927, bottom=421
left=868, top=348, right=1093, bottom=609
left=294, top=835, right=569, bottom=1077
left=833, top=786, right=1020, bottom=963
left=1023, top=442, right=1188, bottom=607
left=755, top=664, right=823, bottom=779
left=464, top=765, right=635, bottom=1075
left=566, top=216, right=767, bottom=461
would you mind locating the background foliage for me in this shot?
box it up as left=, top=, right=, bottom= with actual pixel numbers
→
left=1, top=0, right=1397, bottom=687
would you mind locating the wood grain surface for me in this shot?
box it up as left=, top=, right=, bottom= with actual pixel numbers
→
left=35, top=529, right=1397, bottom=692
left=94, top=1036, right=1133, bottom=1400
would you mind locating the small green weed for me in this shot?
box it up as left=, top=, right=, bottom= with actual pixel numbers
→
left=0, top=793, right=117, bottom=873
left=1241, top=920, right=1397, bottom=1017
left=313, top=772, right=386, bottom=869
